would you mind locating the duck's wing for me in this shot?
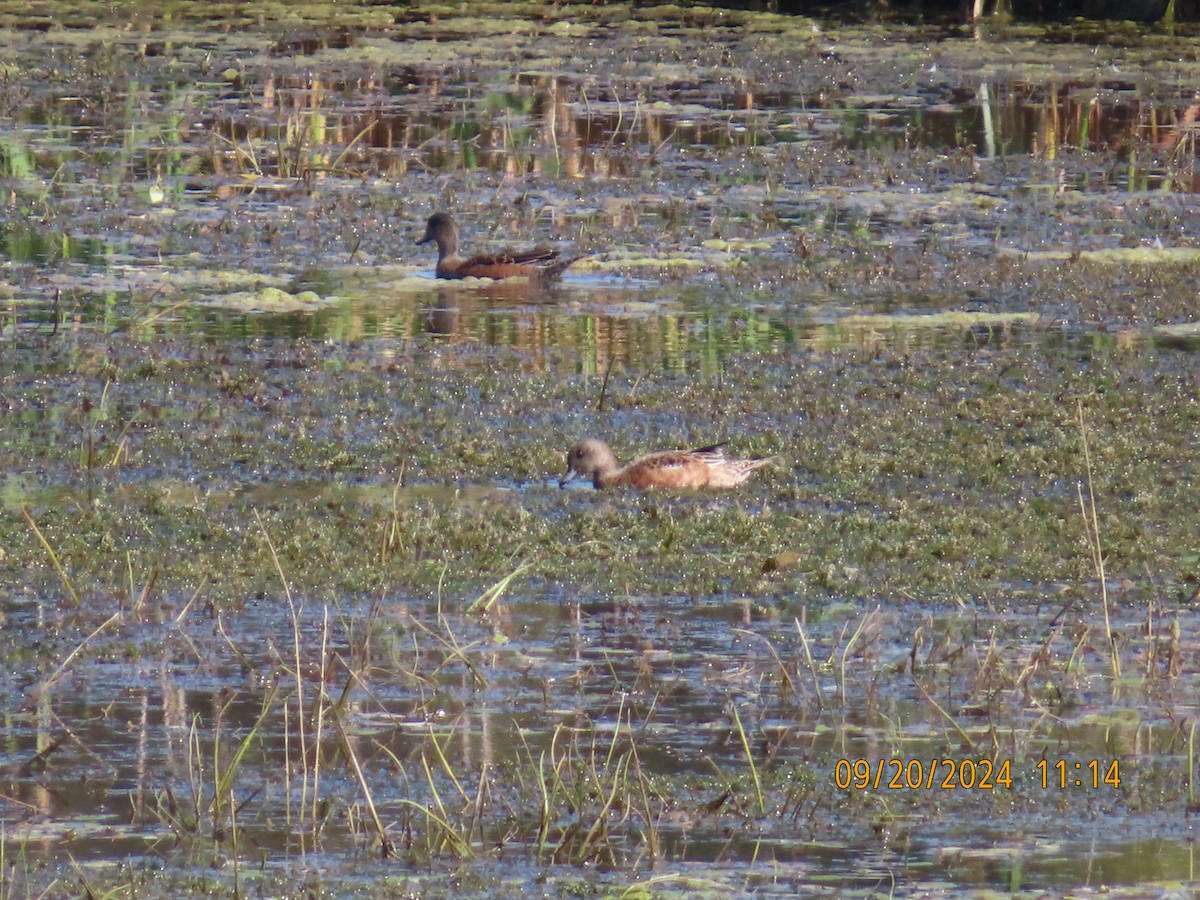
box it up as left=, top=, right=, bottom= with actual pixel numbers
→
left=541, top=253, right=583, bottom=278
left=638, top=449, right=707, bottom=470
left=704, top=455, right=774, bottom=488
left=687, top=443, right=728, bottom=464
left=637, top=445, right=733, bottom=471
left=465, top=245, right=561, bottom=267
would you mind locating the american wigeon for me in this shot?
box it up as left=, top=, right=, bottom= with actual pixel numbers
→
left=416, top=212, right=579, bottom=280
left=561, top=438, right=772, bottom=490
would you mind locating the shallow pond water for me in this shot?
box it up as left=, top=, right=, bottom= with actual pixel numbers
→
left=4, top=2, right=1200, bottom=897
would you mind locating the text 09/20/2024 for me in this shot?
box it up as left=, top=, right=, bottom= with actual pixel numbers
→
left=834, top=758, right=1122, bottom=791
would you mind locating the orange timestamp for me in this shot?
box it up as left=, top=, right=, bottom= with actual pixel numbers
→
left=834, top=758, right=1121, bottom=790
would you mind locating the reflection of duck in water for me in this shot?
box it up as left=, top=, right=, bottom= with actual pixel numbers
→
left=417, top=212, right=580, bottom=281
left=561, top=439, right=773, bottom=490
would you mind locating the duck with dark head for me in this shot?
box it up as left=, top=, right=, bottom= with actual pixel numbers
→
left=417, top=212, right=580, bottom=281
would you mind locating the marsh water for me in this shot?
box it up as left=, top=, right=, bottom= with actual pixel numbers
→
left=4, top=3, right=1200, bottom=896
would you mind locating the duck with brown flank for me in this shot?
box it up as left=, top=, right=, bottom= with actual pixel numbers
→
left=417, top=212, right=580, bottom=281
left=561, top=438, right=772, bottom=490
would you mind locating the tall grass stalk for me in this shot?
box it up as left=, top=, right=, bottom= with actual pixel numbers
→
left=332, top=707, right=394, bottom=858
left=21, top=507, right=82, bottom=608
left=839, top=606, right=879, bottom=706
left=1076, top=402, right=1119, bottom=679
left=730, top=705, right=765, bottom=814
left=911, top=676, right=977, bottom=751
left=794, top=617, right=824, bottom=712
left=311, top=606, right=330, bottom=836
left=1189, top=720, right=1197, bottom=811
left=213, top=686, right=277, bottom=836
left=255, top=511, right=313, bottom=821
left=40, top=612, right=120, bottom=693
left=466, top=560, right=532, bottom=615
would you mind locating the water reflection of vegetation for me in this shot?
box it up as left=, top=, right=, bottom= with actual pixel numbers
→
left=22, top=287, right=1065, bottom=372
left=0, top=225, right=107, bottom=265
left=195, top=71, right=1200, bottom=191
left=4, top=13, right=1198, bottom=193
